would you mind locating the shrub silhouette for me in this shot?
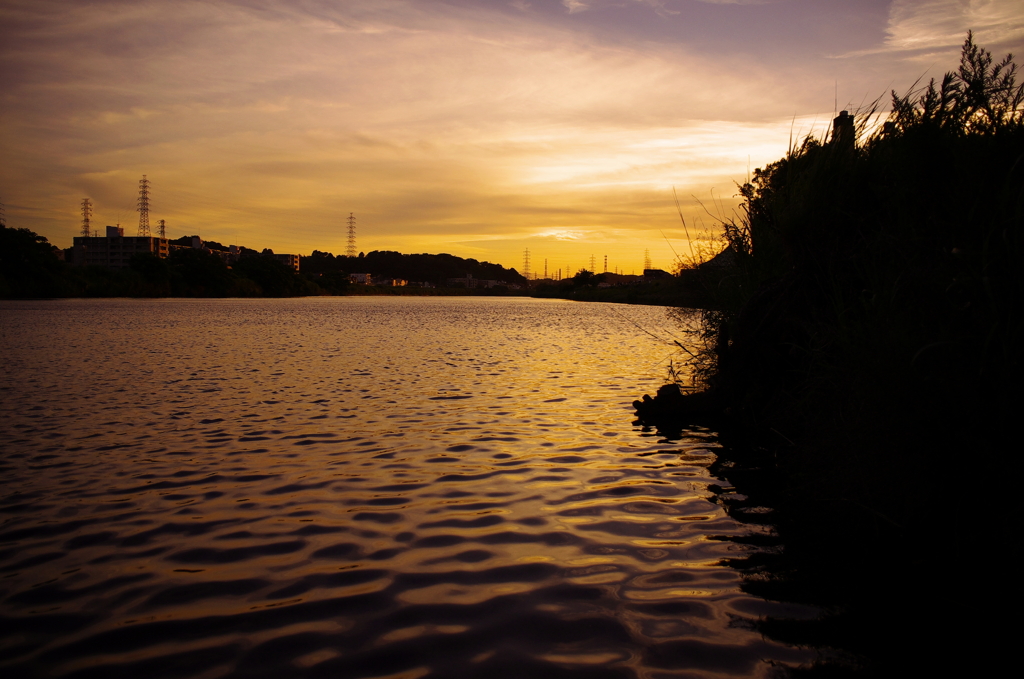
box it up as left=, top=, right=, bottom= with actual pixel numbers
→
left=659, top=33, right=1023, bottom=676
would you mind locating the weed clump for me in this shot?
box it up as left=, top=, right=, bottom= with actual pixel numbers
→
left=639, top=33, right=1023, bottom=675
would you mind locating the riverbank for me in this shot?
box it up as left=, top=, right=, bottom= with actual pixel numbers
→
left=635, top=35, right=1021, bottom=676
left=530, top=275, right=718, bottom=308
left=0, top=230, right=528, bottom=299
left=343, top=285, right=524, bottom=297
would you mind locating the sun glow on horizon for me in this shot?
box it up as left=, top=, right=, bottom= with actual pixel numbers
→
left=2, top=0, right=1020, bottom=273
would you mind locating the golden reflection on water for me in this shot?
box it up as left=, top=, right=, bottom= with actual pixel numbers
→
left=0, top=297, right=817, bottom=678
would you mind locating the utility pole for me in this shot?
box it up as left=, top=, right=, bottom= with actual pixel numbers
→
left=346, top=212, right=356, bottom=257
left=81, top=198, right=92, bottom=237
left=137, top=175, right=150, bottom=237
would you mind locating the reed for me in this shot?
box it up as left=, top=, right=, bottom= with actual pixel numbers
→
left=669, top=33, right=1023, bottom=675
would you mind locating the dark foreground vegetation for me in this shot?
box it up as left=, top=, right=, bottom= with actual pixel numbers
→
left=635, top=35, right=1021, bottom=676
left=0, top=235, right=526, bottom=298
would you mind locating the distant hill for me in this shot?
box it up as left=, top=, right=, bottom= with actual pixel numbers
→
left=303, top=250, right=526, bottom=286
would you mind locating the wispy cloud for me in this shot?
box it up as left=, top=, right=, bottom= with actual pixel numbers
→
left=629, top=0, right=680, bottom=16
left=834, top=0, right=1024, bottom=58
left=885, top=0, right=1024, bottom=50
left=1, top=0, right=1019, bottom=268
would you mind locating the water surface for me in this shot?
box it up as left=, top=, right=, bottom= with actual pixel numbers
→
left=0, top=297, right=813, bottom=678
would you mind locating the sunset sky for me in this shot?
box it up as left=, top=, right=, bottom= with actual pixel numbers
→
left=3, top=0, right=1022, bottom=275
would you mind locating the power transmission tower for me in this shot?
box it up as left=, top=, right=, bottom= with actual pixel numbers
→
left=346, top=213, right=356, bottom=257
left=589, top=254, right=595, bottom=272
left=0, top=198, right=5, bottom=227
left=523, top=249, right=531, bottom=279
left=603, top=255, right=607, bottom=272
left=158, top=219, right=166, bottom=239
left=81, top=199, right=92, bottom=237
left=544, top=259, right=548, bottom=279
left=137, top=175, right=150, bottom=237
left=644, top=249, right=651, bottom=271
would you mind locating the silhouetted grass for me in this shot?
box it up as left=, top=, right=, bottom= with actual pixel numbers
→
left=645, top=33, right=1022, bottom=676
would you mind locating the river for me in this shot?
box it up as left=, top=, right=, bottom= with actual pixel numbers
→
left=0, top=297, right=814, bottom=678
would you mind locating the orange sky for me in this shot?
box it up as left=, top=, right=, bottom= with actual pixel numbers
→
left=2, top=0, right=1022, bottom=274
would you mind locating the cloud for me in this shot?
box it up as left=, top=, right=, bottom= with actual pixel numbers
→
left=561, top=0, right=590, bottom=13
left=1, top=0, right=982, bottom=269
left=536, top=229, right=587, bottom=240
left=886, top=0, right=1024, bottom=50
left=629, top=0, right=680, bottom=16
left=835, top=0, right=1024, bottom=57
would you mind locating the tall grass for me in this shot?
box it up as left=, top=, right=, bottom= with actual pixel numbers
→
left=694, top=33, right=1022, bottom=433
left=673, top=33, right=1023, bottom=673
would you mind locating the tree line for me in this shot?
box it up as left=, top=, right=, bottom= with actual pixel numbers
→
left=303, top=249, right=526, bottom=287
left=0, top=229, right=526, bottom=298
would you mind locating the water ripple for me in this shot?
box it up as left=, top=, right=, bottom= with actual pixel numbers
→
left=0, top=298, right=815, bottom=678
